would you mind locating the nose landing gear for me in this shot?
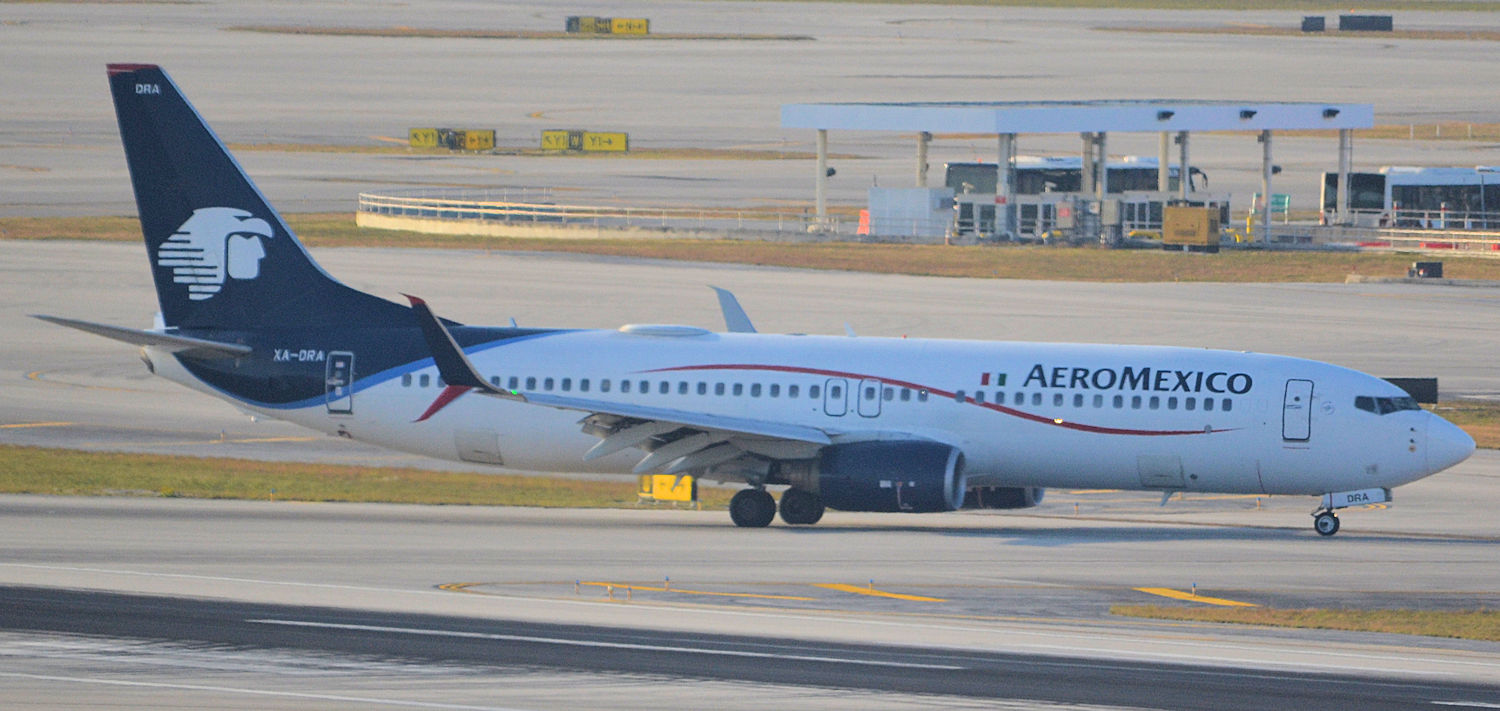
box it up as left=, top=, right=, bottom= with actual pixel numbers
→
left=1312, top=510, right=1340, bottom=537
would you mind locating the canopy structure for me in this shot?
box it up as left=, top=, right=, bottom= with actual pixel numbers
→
left=781, top=100, right=1376, bottom=241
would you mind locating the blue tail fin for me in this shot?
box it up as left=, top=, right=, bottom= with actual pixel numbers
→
left=107, top=64, right=406, bottom=330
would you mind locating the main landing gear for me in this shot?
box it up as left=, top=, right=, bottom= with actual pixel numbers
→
left=729, top=488, right=825, bottom=527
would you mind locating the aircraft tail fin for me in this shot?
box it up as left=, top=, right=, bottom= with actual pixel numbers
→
left=106, top=64, right=406, bottom=330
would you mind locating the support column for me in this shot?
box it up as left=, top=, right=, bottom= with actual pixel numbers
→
left=1260, top=129, right=1273, bottom=244
left=1095, top=132, right=1109, bottom=200
left=1079, top=132, right=1095, bottom=196
left=916, top=131, right=931, bottom=188
left=815, top=129, right=828, bottom=225
left=996, top=132, right=1015, bottom=236
left=1158, top=132, right=1172, bottom=193
left=1177, top=131, right=1190, bottom=201
left=1337, top=128, right=1353, bottom=224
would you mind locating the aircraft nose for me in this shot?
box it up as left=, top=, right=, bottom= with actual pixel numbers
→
left=1427, top=413, right=1476, bottom=473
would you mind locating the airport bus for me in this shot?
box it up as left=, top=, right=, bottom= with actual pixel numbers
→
left=945, top=157, right=1210, bottom=238
left=1321, top=166, right=1499, bottom=229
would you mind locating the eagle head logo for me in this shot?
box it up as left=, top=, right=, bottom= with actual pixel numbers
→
left=155, top=207, right=274, bottom=301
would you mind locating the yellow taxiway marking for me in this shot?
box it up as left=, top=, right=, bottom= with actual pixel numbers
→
left=1134, top=587, right=1258, bottom=607
left=26, top=371, right=141, bottom=393
left=0, top=421, right=74, bottom=429
left=815, top=583, right=946, bottom=603
left=581, top=582, right=816, bottom=601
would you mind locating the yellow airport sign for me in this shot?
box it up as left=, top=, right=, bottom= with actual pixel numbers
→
left=638, top=474, right=696, bottom=503
left=611, top=18, right=649, bottom=35
left=582, top=131, right=629, bottom=152
left=462, top=129, right=495, bottom=151
left=541, top=129, right=581, bottom=151
left=408, top=128, right=439, bottom=148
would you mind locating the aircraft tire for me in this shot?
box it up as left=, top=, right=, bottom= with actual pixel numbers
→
left=1313, top=511, right=1340, bottom=537
left=730, top=489, right=776, bottom=528
left=778, top=488, right=825, bottom=525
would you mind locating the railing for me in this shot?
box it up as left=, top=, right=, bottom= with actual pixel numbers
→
left=1335, top=208, right=1500, bottom=231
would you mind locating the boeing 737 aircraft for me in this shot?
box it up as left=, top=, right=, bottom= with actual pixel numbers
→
left=39, top=64, right=1475, bottom=535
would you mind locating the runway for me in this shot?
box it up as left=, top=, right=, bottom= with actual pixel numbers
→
left=4, top=585, right=1499, bottom=711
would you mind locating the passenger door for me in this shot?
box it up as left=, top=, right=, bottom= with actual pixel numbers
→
left=823, top=378, right=848, bottom=417
left=857, top=378, right=882, bottom=418
left=1283, top=379, right=1313, bottom=441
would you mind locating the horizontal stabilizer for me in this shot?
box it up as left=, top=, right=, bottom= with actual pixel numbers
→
left=33, top=315, right=251, bottom=359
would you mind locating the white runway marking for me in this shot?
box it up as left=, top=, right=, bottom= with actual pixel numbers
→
left=0, top=671, right=534, bottom=711
left=248, top=618, right=967, bottom=670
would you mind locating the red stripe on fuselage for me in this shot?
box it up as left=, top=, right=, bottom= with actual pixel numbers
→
left=645, top=363, right=1233, bottom=437
left=415, top=385, right=472, bottom=422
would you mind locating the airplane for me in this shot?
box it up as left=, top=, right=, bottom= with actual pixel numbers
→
left=38, top=64, right=1476, bottom=536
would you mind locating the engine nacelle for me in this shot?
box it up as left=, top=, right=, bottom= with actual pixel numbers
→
left=963, top=486, right=1045, bottom=510
left=816, top=441, right=967, bottom=513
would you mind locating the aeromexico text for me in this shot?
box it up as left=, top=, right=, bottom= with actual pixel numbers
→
left=1022, top=365, right=1253, bottom=395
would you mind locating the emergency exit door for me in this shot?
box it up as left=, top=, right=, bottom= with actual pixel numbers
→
left=1282, top=379, right=1313, bottom=441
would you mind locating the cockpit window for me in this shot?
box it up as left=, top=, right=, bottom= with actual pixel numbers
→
left=1355, top=395, right=1421, bottom=415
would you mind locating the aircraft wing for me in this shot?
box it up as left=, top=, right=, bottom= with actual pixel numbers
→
left=33, top=315, right=252, bottom=360
left=406, top=296, right=831, bottom=477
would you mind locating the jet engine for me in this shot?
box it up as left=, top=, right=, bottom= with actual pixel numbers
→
left=814, top=441, right=967, bottom=513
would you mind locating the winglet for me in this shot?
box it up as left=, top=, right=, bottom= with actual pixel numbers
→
left=709, top=286, right=756, bottom=334
left=405, top=295, right=522, bottom=403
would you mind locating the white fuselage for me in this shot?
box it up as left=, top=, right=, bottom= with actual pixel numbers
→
left=149, top=328, right=1474, bottom=497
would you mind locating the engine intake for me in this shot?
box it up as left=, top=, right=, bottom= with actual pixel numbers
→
left=817, top=441, right=967, bottom=513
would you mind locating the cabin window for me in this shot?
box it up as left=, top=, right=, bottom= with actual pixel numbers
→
left=954, top=390, right=966, bottom=403
left=1185, top=397, right=1196, bottom=411
left=698, top=382, right=707, bottom=395
left=1130, top=395, right=1142, bottom=409
left=715, top=383, right=726, bottom=396
left=1149, top=396, right=1159, bottom=410
left=1032, top=393, right=1042, bottom=406
left=1222, top=398, right=1233, bottom=412
left=770, top=384, right=780, bottom=397
left=827, top=384, right=840, bottom=399
left=1053, top=393, right=1064, bottom=407
left=561, top=378, right=571, bottom=392
left=658, top=381, right=669, bottom=395
left=621, top=380, right=631, bottom=393
left=1204, top=398, right=1215, bottom=412
left=543, top=377, right=554, bottom=391
left=490, top=376, right=501, bottom=387
left=418, top=374, right=429, bottom=388
left=525, top=377, right=537, bottom=390
left=975, top=391, right=986, bottom=404
left=733, top=383, right=744, bottom=396
left=810, top=385, right=822, bottom=399
left=640, top=380, right=649, bottom=393
left=601, top=379, right=611, bottom=393
left=1167, top=396, right=1178, bottom=410
left=900, top=388, right=911, bottom=402
left=1013, top=392, right=1025, bottom=406
left=883, top=387, right=894, bottom=402
left=789, top=384, right=800, bottom=398
left=1073, top=393, right=1084, bottom=407
left=402, top=374, right=412, bottom=387
left=508, top=377, right=519, bottom=390
left=678, top=382, right=688, bottom=395
left=751, top=383, right=762, bottom=397
left=865, top=385, right=878, bottom=401
left=580, top=378, right=590, bottom=392
left=918, top=390, right=929, bottom=402
left=1113, top=395, right=1124, bottom=409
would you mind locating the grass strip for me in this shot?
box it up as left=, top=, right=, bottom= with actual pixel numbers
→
left=0, top=444, right=733, bottom=509
left=10, top=213, right=1500, bottom=283
left=227, top=25, right=813, bottom=41
left=1105, top=25, right=1500, bottom=41
left=222, top=142, right=853, bottom=161
left=1431, top=401, right=1500, bottom=450
left=1112, top=604, right=1500, bottom=642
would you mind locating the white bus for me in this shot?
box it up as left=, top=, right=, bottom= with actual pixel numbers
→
left=1321, top=166, right=1500, bottom=229
left=945, top=156, right=1211, bottom=238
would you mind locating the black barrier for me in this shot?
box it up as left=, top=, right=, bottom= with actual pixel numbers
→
left=1339, top=14, right=1393, bottom=31
left=1301, top=16, right=1325, bottom=32
left=1384, top=378, right=1439, bottom=404
left=1410, top=261, right=1444, bottom=278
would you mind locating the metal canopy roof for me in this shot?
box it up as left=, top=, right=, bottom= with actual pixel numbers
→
left=781, top=100, right=1374, bottom=133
